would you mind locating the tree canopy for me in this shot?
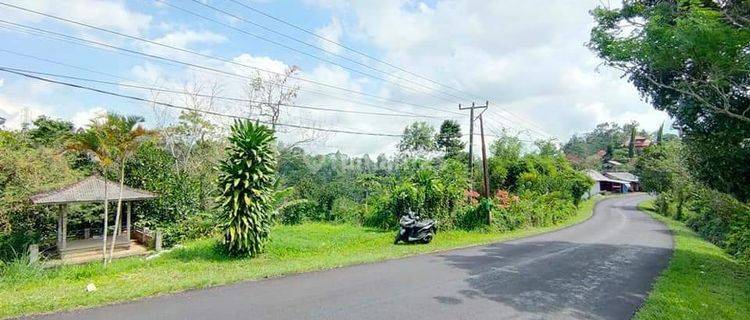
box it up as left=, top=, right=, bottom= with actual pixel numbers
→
left=589, top=0, right=750, bottom=200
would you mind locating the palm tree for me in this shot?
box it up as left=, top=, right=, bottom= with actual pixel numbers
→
left=66, top=119, right=114, bottom=264
left=102, top=114, right=155, bottom=263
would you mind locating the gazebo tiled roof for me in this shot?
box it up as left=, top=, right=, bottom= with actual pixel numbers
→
left=31, top=176, right=157, bottom=205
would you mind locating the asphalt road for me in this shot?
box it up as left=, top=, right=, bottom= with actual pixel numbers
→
left=27, top=194, right=672, bottom=320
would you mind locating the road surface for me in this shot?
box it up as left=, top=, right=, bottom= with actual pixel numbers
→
left=26, top=194, right=672, bottom=320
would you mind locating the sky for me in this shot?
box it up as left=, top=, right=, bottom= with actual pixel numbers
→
left=0, top=0, right=671, bottom=156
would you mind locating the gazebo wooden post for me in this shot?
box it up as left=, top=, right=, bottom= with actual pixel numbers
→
left=126, top=202, right=132, bottom=249
left=59, top=204, right=68, bottom=251
left=56, top=205, right=62, bottom=247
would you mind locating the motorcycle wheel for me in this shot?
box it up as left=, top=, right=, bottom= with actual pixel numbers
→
left=423, top=232, right=434, bottom=244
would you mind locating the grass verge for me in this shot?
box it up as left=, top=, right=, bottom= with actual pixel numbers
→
left=634, top=200, right=750, bottom=320
left=0, top=196, right=605, bottom=318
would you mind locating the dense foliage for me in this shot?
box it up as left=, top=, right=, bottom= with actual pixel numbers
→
left=589, top=0, right=750, bottom=201
left=0, top=113, right=592, bottom=262
left=637, top=140, right=750, bottom=262
left=217, top=120, right=277, bottom=256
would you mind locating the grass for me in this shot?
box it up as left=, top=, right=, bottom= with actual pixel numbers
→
left=0, top=196, right=604, bottom=318
left=634, top=200, right=750, bottom=320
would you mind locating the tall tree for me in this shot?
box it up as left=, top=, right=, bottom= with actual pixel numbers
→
left=589, top=0, right=750, bottom=200
left=66, top=120, right=114, bottom=264
left=435, top=120, right=465, bottom=159
left=28, top=116, right=73, bottom=146
left=398, top=122, right=436, bottom=158
left=102, top=114, right=155, bottom=263
left=656, top=122, right=664, bottom=145
left=628, top=125, right=636, bottom=158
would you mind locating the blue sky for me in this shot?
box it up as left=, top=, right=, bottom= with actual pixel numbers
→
left=0, top=0, right=671, bottom=155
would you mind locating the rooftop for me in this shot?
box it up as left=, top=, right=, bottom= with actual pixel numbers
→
left=31, top=176, right=157, bottom=205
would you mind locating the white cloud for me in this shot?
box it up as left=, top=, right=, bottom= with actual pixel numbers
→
left=315, top=17, right=344, bottom=54
left=0, top=96, right=46, bottom=129
left=71, top=107, right=107, bottom=128
left=0, top=0, right=152, bottom=35
left=151, top=30, right=226, bottom=49
left=0, top=78, right=4, bottom=87
left=342, top=0, right=669, bottom=143
left=230, top=53, right=290, bottom=77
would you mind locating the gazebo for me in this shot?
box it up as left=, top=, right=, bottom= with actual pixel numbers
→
left=31, top=175, right=157, bottom=261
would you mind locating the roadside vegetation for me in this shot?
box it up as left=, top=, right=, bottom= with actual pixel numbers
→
left=0, top=96, right=593, bottom=316
left=585, top=0, right=750, bottom=265
left=635, top=200, right=750, bottom=320
left=0, top=197, right=602, bottom=318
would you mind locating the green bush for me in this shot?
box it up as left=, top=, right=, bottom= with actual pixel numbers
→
left=332, top=197, right=362, bottom=224
left=686, top=187, right=750, bottom=261
left=160, top=211, right=219, bottom=247
left=457, top=199, right=492, bottom=230
left=278, top=202, right=316, bottom=225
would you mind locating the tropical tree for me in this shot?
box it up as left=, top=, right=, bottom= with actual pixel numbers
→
left=628, top=125, right=636, bottom=158
left=589, top=0, right=750, bottom=200
left=66, top=119, right=113, bottom=264
left=356, top=173, right=381, bottom=214
left=398, top=122, right=436, bottom=158
left=435, top=120, right=465, bottom=159
left=656, top=122, right=664, bottom=145
left=102, top=114, right=155, bottom=263
left=217, top=120, right=277, bottom=256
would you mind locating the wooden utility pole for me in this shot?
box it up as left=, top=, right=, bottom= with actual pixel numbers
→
left=478, top=102, right=492, bottom=225
left=459, top=102, right=488, bottom=189
left=479, top=111, right=490, bottom=199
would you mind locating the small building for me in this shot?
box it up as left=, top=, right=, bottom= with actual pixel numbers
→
left=31, top=176, right=158, bottom=264
left=586, top=169, right=632, bottom=196
left=604, top=172, right=641, bottom=192
left=602, top=160, right=623, bottom=171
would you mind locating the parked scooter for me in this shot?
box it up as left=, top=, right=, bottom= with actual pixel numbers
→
left=394, top=210, right=436, bottom=244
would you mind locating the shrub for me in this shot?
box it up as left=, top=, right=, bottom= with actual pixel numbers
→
left=160, top=211, right=219, bottom=247
left=654, top=193, right=671, bottom=216
left=332, top=197, right=362, bottom=224
left=217, top=120, right=276, bottom=256
left=686, top=187, right=750, bottom=261
left=457, top=198, right=493, bottom=230
left=492, top=201, right=528, bottom=231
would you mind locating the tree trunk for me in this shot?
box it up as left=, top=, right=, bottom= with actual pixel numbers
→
left=108, top=159, right=126, bottom=263
left=102, top=172, right=109, bottom=265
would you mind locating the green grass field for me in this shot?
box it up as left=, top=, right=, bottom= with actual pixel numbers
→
left=634, top=200, right=750, bottom=320
left=0, top=197, right=602, bottom=318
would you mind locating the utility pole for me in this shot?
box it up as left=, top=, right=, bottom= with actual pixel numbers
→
left=459, top=102, right=488, bottom=190
left=478, top=101, right=491, bottom=225
left=478, top=108, right=490, bottom=199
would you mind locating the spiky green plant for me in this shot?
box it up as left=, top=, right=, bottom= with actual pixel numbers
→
left=217, top=120, right=277, bottom=256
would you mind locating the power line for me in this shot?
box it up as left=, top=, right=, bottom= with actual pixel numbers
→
left=227, top=0, right=552, bottom=136
left=0, top=65, right=440, bottom=119
left=0, top=67, right=407, bottom=137
left=0, top=2, right=453, bottom=108
left=224, top=0, right=479, bottom=101
left=0, top=18, right=463, bottom=117
left=174, top=0, right=467, bottom=103
left=0, top=28, right=442, bottom=118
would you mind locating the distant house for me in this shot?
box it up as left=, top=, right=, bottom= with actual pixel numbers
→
left=624, top=136, right=651, bottom=151
left=604, top=172, right=641, bottom=192
left=586, top=170, right=633, bottom=196
left=0, top=116, right=5, bottom=126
